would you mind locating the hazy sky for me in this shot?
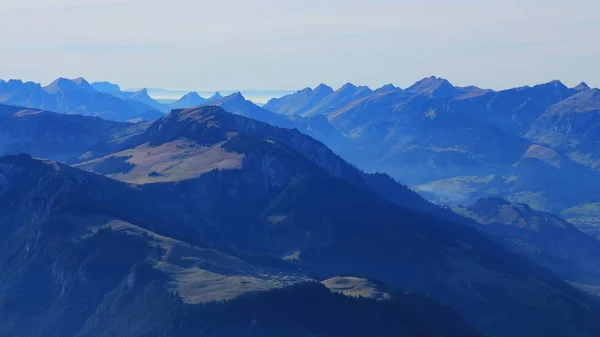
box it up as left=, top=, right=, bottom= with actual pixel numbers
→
left=0, top=0, right=598, bottom=91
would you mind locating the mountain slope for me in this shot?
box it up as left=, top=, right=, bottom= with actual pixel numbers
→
left=526, top=88, right=600, bottom=170
left=92, top=81, right=170, bottom=112
left=0, top=154, right=481, bottom=337
left=44, top=77, right=96, bottom=94
left=267, top=78, right=600, bottom=231
left=264, top=84, right=334, bottom=116
left=301, top=83, right=373, bottom=117
left=204, top=92, right=357, bottom=155
left=325, top=80, right=529, bottom=184
left=170, top=91, right=208, bottom=109
left=574, top=82, right=591, bottom=92
left=78, top=281, right=482, bottom=337
left=74, top=107, right=600, bottom=337
left=449, top=80, right=576, bottom=134
left=374, top=83, right=401, bottom=94
left=78, top=106, right=436, bottom=213
left=415, top=146, right=600, bottom=214
left=457, top=197, right=600, bottom=286
left=91, top=81, right=122, bottom=95
left=317, top=79, right=576, bottom=184
left=207, top=91, right=224, bottom=101
left=0, top=104, right=142, bottom=163
left=206, top=92, right=298, bottom=129
left=406, top=76, right=459, bottom=99
left=127, top=88, right=169, bottom=112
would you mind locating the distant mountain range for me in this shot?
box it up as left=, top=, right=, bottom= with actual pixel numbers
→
left=263, top=83, right=334, bottom=115
left=120, top=87, right=293, bottom=104
left=0, top=78, right=163, bottom=122
left=90, top=81, right=224, bottom=112
left=1, top=104, right=600, bottom=336
left=262, top=77, right=600, bottom=237
left=63, top=75, right=600, bottom=243
left=7, top=75, right=598, bottom=235
left=3, top=75, right=600, bottom=336
left=0, top=77, right=238, bottom=122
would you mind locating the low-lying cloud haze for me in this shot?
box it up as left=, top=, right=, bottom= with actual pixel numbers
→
left=1, top=0, right=598, bottom=90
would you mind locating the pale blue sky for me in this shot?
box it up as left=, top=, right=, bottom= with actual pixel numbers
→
left=0, top=0, right=598, bottom=91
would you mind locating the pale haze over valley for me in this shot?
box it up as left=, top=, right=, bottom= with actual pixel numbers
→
left=1, top=0, right=598, bottom=92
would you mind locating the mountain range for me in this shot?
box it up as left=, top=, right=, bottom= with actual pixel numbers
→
left=0, top=78, right=163, bottom=122
left=3, top=74, right=600, bottom=336
left=0, top=153, right=487, bottom=337
left=2, top=103, right=600, bottom=336
left=90, top=81, right=224, bottom=112
left=109, top=76, right=600, bottom=237
left=0, top=77, right=233, bottom=122
left=8, top=75, right=597, bottom=243
left=262, top=77, right=600, bottom=236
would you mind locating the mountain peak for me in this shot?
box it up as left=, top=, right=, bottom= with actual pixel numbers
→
left=208, top=92, right=224, bottom=101
left=170, top=91, right=208, bottom=109
left=263, top=84, right=334, bottom=116
left=339, top=82, right=358, bottom=91
left=182, top=91, right=202, bottom=100
left=130, top=88, right=152, bottom=100
left=91, top=81, right=122, bottom=93
left=407, top=76, right=456, bottom=98
left=44, top=77, right=95, bottom=94
left=167, top=105, right=228, bottom=122
left=410, top=76, right=451, bottom=87
left=548, top=79, right=566, bottom=87
left=72, top=77, right=91, bottom=87
left=574, top=82, right=591, bottom=91
left=526, top=80, right=575, bottom=101
left=356, top=85, right=373, bottom=93
left=535, top=79, right=569, bottom=91
left=225, top=92, right=245, bottom=101
left=125, top=88, right=168, bottom=112
left=315, top=83, right=334, bottom=93
left=147, top=105, right=284, bottom=147
left=1, top=79, right=42, bottom=91
left=297, top=87, right=313, bottom=94
left=374, top=83, right=400, bottom=94
left=211, top=92, right=247, bottom=106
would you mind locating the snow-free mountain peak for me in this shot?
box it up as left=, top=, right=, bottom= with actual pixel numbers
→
left=44, top=77, right=96, bottom=94
left=406, top=76, right=456, bottom=98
